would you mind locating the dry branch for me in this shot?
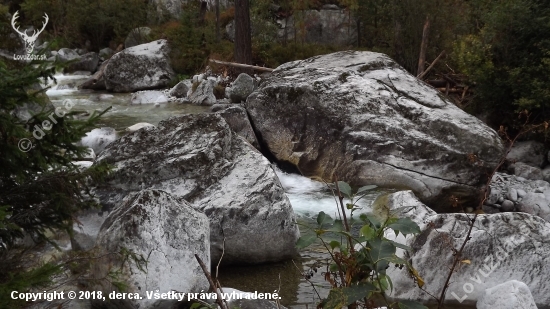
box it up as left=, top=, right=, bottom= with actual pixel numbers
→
left=417, top=16, right=431, bottom=77
left=418, top=50, right=445, bottom=80
left=209, top=59, right=274, bottom=72
left=194, top=254, right=228, bottom=309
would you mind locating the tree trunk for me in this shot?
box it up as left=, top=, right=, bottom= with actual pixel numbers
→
left=356, top=18, right=361, bottom=47
left=417, top=16, right=430, bottom=77
left=215, top=0, right=220, bottom=42
left=234, top=0, right=252, bottom=71
left=199, top=1, right=208, bottom=25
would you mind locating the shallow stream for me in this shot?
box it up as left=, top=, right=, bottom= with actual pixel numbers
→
left=45, top=73, right=394, bottom=308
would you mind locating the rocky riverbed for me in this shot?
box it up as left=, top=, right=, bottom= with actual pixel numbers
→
left=33, top=45, right=550, bottom=309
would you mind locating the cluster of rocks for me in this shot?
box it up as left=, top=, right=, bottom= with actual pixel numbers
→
left=482, top=140, right=550, bottom=222
left=64, top=113, right=300, bottom=309
left=172, top=70, right=258, bottom=105
left=383, top=190, right=549, bottom=309
left=39, top=48, right=548, bottom=308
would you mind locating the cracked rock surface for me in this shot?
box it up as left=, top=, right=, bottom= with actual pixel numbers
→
left=95, top=113, right=299, bottom=265
left=245, top=50, right=505, bottom=212
left=383, top=191, right=550, bottom=308
left=95, top=189, right=210, bottom=309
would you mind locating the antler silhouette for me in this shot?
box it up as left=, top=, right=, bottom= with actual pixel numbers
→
left=30, top=13, right=49, bottom=39
left=10, top=11, right=25, bottom=36
left=11, top=11, right=49, bottom=39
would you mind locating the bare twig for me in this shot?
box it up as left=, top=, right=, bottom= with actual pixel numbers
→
left=292, top=259, right=322, bottom=301
left=214, top=228, right=229, bottom=309
left=276, top=273, right=282, bottom=309
left=194, top=254, right=228, bottom=309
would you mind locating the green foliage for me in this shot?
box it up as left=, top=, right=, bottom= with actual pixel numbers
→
left=296, top=181, right=426, bottom=309
left=19, top=0, right=148, bottom=49
left=152, top=3, right=211, bottom=75
left=0, top=58, right=110, bottom=307
left=454, top=0, right=550, bottom=128
left=0, top=253, right=62, bottom=309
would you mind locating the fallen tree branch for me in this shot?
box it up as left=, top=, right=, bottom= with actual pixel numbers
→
left=418, top=50, right=445, bottom=80
left=209, top=59, right=274, bottom=72
left=194, top=254, right=228, bottom=309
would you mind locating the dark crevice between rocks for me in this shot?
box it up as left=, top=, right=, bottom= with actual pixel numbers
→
left=243, top=106, right=301, bottom=175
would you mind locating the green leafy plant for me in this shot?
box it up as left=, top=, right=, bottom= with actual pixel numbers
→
left=297, top=181, right=426, bottom=309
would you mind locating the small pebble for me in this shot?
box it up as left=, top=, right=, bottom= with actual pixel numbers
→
left=517, top=189, right=526, bottom=198
left=498, top=196, right=504, bottom=203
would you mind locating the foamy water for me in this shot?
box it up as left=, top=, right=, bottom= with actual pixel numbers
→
left=273, top=166, right=385, bottom=219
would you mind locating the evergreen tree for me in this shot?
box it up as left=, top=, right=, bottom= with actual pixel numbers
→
left=0, top=59, right=109, bottom=308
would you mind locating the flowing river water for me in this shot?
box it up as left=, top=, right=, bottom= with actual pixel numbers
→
left=45, top=73, right=396, bottom=308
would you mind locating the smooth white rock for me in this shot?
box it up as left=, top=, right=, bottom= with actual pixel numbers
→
left=477, top=280, right=538, bottom=309
left=95, top=189, right=210, bottom=309
left=126, top=122, right=155, bottom=132
left=130, top=90, right=169, bottom=104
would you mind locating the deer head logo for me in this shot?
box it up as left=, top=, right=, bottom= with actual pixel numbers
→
left=11, top=11, right=49, bottom=54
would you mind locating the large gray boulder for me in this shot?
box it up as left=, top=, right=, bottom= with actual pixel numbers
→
left=476, top=280, right=538, bottom=309
left=518, top=192, right=550, bottom=222
left=226, top=73, right=256, bottom=103
left=12, top=99, right=54, bottom=122
left=94, top=113, right=299, bottom=265
left=169, top=79, right=191, bottom=98
left=104, top=40, right=175, bottom=92
left=277, top=9, right=357, bottom=46
left=245, top=51, right=505, bottom=212
left=95, top=189, right=210, bottom=309
left=507, top=140, right=546, bottom=168
left=387, top=209, right=550, bottom=308
left=56, top=48, right=80, bottom=62
left=215, top=105, right=260, bottom=149
left=513, top=162, right=543, bottom=180
left=189, top=79, right=217, bottom=105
